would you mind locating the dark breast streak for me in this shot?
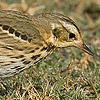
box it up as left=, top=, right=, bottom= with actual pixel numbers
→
left=0, top=11, right=58, bottom=78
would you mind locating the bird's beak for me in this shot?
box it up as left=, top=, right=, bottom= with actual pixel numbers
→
left=75, top=42, right=94, bottom=56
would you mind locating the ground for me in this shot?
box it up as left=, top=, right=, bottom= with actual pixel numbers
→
left=0, top=0, right=100, bottom=100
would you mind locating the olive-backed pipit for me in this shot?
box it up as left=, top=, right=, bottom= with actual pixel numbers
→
left=0, top=10, right=93, bottom=78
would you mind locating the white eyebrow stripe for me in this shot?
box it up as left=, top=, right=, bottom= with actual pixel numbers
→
left=58, top=20, right=78, bottom=34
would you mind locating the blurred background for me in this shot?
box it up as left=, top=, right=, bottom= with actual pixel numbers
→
left=0, top=0, right=100, bottom=100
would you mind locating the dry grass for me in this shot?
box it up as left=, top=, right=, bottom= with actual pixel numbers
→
left=0, top=0, right=100, bottom=100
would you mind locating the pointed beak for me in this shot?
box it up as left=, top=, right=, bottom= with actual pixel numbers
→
left=75, top=42, right=94, bottom=56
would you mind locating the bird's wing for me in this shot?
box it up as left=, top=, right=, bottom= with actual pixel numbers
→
left=0, top=10, right=53, bottom=78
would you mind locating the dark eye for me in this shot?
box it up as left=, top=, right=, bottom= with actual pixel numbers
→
left=69, top=33, right=75, bottom=39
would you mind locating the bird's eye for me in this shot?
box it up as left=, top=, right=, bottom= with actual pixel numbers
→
left=69, top=33, right=75, bottom=39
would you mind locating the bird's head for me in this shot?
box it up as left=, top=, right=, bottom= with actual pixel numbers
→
left=36, top=13, right=93, bottom=55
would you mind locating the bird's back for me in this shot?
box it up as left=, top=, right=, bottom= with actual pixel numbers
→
left=0, top=10, right=55, bottom=78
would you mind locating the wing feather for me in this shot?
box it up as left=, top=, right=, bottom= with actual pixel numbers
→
left=0, top=10, right=53, bottom=78
left=0, top=29, right=49, bottom=78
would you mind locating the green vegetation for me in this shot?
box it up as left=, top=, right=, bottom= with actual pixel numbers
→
left=0, top=0, right=100, bottom=99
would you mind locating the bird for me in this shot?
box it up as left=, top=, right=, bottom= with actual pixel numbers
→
left=0, top=10, right=93, bottom=78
